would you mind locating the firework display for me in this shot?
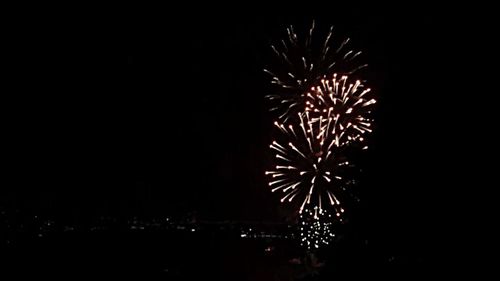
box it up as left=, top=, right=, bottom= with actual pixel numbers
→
left=264, top=22, right=375, bottom=250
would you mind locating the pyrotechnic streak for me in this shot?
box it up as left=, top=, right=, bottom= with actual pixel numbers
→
left=264, top=21, right=367, bottom=121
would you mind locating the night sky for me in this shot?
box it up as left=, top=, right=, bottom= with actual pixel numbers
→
left=3, top=6, right=493, bottom=274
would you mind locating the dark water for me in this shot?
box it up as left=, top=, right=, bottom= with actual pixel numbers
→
left=2, top=229, right=427, bottom=280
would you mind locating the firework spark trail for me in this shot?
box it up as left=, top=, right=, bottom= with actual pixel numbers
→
left=264, top=21, right=368, bottom=122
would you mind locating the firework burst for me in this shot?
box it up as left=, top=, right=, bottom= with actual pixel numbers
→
left=266, top=109, right=350, bottom=216
left=305, top=73, right=376, bottom=148
left=264, top=21, right=368, bottom=122
left=265, top=74, right=375, bottom=215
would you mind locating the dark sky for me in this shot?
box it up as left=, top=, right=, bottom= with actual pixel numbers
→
left=4, top=7, right=494, bottom=268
